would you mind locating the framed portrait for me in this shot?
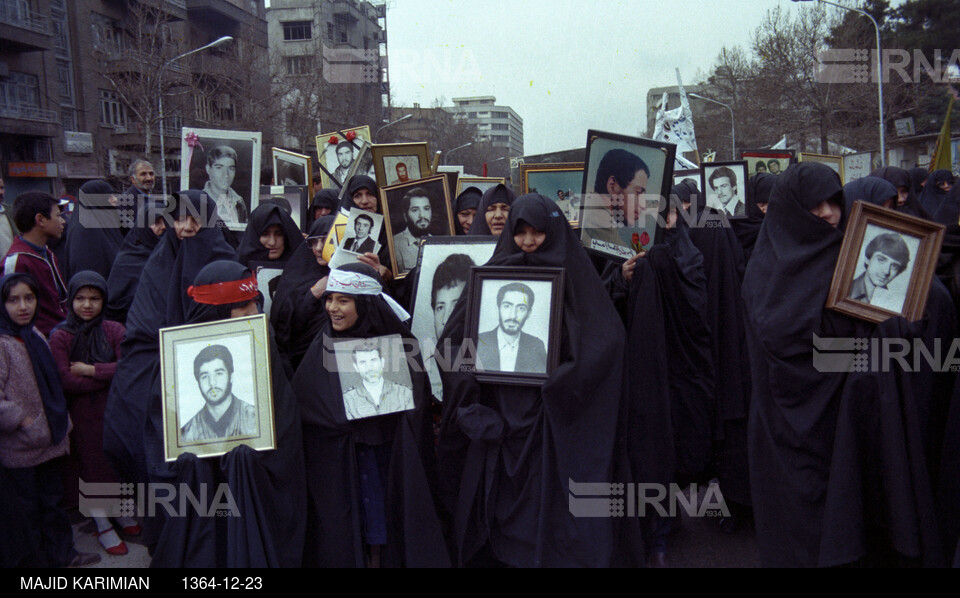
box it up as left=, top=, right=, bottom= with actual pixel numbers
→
left=160, top=314, right=275, bottom=462
left=463, top=266, right=564, bottom=386
left=520, top=162, right=584, bottom=225
left=332, top=334, right=416, bottom=421
left=272, top=148, right=312, bottom=189
left=456, top=176, right=505, bottom=197
left=740, top=149, right=795, bottom=177
left=379, top=175, right=456, bottom=279
left=826, top=201, right=945, bottom=323
left=672, top=168, right=701, bottom=191
left=408, top=236, right=498, bottom=399
left=315, top=125, right=372, bottom=191
left=435, top=168, right=460, bottom=201
left=842, top=151, right=877, bottom=184
left=371, top=142, right=431, bottom=188
left=799, top=152, right=845, bottom=183
left=259, top=185, right=309, bottom=232
left=701, top=161, right=749, bottom=218
left=579, top=129, right=675, bottom=262
left=181, top=127, right=262, bottom=232
left=248, top=261, right=283, bottom=317
left=329, top=207, right=384, bottom=269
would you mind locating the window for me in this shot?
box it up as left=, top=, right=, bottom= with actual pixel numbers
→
left=467, top=112, right=478, bottom=119
left=61, top=107, right=76, bottom=131
left=492, top=123, right=509, bottom=131
left=195, top=94, right=211, bottom=122
left=286, top=55, right=313, bottom=76
left=0, top=71, right=40, bottom=113
left=326, top=22, right=334, bottom=42
left=90, top=14, right=127, bottom=54
left=56, top=60, right=73, bottom=100
left=98, top=89, right=126, bottom=128
left=282, top=21, right=312, bottom=41
left=492, top=111, right=509, bottom=119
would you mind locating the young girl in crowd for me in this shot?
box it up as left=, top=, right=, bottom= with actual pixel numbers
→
left=0, top=273, right=99, bottom=567
left=50, top=270, right=138, bottom=556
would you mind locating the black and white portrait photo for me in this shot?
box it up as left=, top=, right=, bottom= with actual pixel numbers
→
left=333, top=335, right=415, bottom=421
left=272, top=148, right=311, bottom=188
left=381, top=175, right=455, bottom=276
left=181, top=127, right=262, bottom=231
left=580, top=131, right=673, bottom=261
left=702, top=162, right=748, bottom=217
left=259, top=185, right=309, bottom=232
left=315, top=126, right=371, bottom=190
left=328, top=208, right=384, bottom=269
left=160, top=315, right=275, bottom=461
left=410, top=238, right=497, bottom=398
left=847, top=224, right=919, bottom=314
left=476, top=280, right=550, bottom=375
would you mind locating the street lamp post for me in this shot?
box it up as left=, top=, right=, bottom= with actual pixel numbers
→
left=443, top=142, right=472, bottom=165
left=689, top=92, right=736, bottom=160
left=158, top=36, right=233, bottom=198
left=793, top=0, right=885, bottom=166
left=375, top=114, right=413, bottom=141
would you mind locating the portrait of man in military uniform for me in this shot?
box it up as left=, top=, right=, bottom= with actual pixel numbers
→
left=340, top=338, right=415, bottom=420
left=180, top=344, right=259, bottom=443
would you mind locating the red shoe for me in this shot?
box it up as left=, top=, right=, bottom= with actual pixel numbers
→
left=113, top=517, right=142, bottom=536
left=94, top=527, right=128, bottom=556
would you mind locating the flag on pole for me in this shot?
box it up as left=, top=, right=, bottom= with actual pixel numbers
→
left=930, top=95, right=955, bottom=173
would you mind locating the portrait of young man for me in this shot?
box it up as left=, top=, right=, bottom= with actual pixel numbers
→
left=707, top=166, right=745, bottom=217
left=476, top=281, right=547, bottom=374
left=203, top=145, right=247, bottom=225
left=392, top=186, right=435, bottom=273
left=342, top=213, right=377, bottom=254
left=422, top=253, right=475, bottom=395
left=180, top=344, right=258, bottom=443
left=848, top=232, right=911, bottom=309
left=332, top=140, right=355, bottom=185
left=342, top=341, right=415, bottom=420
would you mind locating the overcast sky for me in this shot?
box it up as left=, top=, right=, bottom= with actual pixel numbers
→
left=383, top=0, right=902, bottom=155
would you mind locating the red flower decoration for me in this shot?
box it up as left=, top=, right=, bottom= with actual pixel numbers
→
left=631, top=232, right=640, bottom=245
left=328, top=136, right=339, bottom=145
left=345, top=130, right=357, bottom=141
left=639, top=231, right=650, bottom=246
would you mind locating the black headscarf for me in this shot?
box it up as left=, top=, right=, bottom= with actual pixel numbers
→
left=64, top=180, right=124, bottom=281
left=149, top=260, right=307, bottom=567
left=439, top=194, right=626, bottom=567
left=234, top=202, right=304, bottom=268
left=309, top=188, right=339, bottom=226
left=467, top=183, right=515, bottom=235
left=869, top=167, right=929, bottom=219
left=291, top=261, right=448, bottom=567
left=452, top=186, right=482, bottom=235
left=843, top=176, right=898, bottom=213
left=103, top=190, right=235, bottom=485
left=341, top=175, right=380, bottom=212
left=730, top=174, right=772, bottom=263
left=932, top=180, right=960, bottom=227
left=908, top=167, right=929, bottom=198
left=742, top=162, right=868, bottom=566
left=105, top=200, right=165, bottom=323
left=919, top=169, right=956, bottom=217
left=270, top=216, right=334, bottom=370
left=61, top=271, right=115, bottom=364
left=0, top=273, right=68, bottom=444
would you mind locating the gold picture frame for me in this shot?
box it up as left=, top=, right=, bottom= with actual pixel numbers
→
left=370, top=142, right=432, bottom=189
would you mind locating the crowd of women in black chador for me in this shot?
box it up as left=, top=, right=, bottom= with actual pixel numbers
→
left=4, top=162, right=960, bottom=569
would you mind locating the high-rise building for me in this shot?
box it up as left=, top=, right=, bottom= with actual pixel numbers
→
left=446, top=96, right=523, bottom=157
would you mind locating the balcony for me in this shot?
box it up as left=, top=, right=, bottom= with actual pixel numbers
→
left=0, top=3, right=51, bottom=51
left=0, top=105, right=59, bottom=138
left=0, top=104, right=58, bottom=123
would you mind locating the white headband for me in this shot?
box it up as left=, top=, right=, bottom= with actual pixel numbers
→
left=326, top=269, right=410, bottom=322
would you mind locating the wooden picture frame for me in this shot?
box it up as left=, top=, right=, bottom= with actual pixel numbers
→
left=181, top=127, right=262, bottom=232
left=408, top=236, right=498, bottom=399
left=826, top=201, right=945, bottom=323
left=701, top=160, right=750, bottom=218
left=519, top=162, right=584, bottom=225
left=740, top=149, right=795, bottom=177
left=315, top=125, right=372, bottom=192
left=379, top=174, right=455, bottom=279
left=160, top=314, right=276, bottom=462
left=456, top=176, right=505, bottom=197
left=579, top=129, right=675, bottom=262
left=272, top=148, right=312, bottom=189
left=259, top=184, right=309, bottom=232
left=370, top=142, right=432, bottom=189
left=799, top=152, right=845, bottom=183
left=463, top=266, right=565, bottom=386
